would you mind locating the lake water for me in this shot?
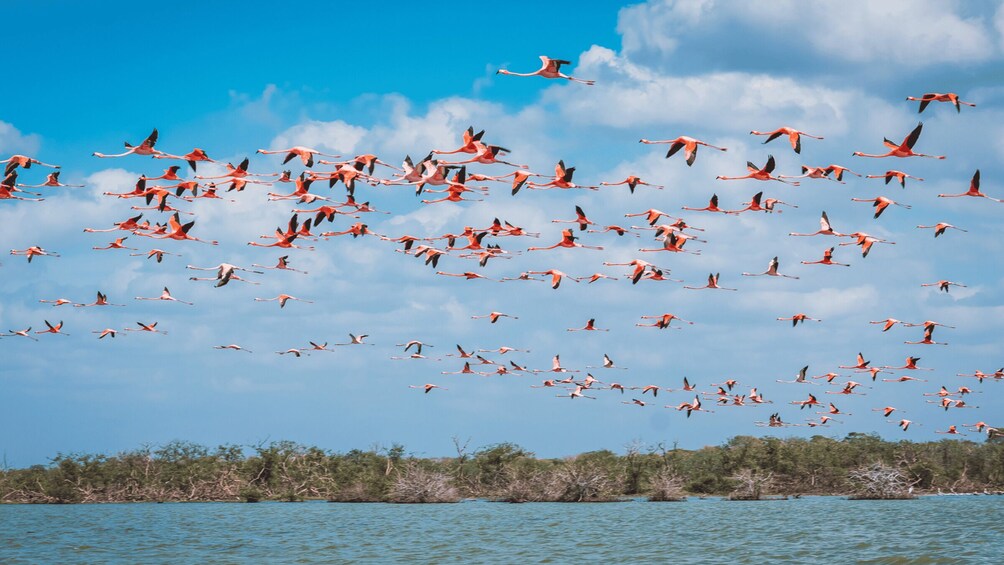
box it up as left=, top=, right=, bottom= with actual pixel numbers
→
left=1, top=496, right=1001, bottom=563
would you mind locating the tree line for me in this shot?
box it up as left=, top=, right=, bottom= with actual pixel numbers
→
left=2, top=433, right=1001, bottom=503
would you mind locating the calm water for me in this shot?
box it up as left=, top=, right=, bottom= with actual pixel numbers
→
left=1, top=496, right=1001, bottom=564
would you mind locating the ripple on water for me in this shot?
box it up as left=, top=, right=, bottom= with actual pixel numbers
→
left=0, top=498, right=1002, bottom=563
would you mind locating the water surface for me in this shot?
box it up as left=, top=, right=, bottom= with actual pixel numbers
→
left=2, top=496, right=1001, bottom=563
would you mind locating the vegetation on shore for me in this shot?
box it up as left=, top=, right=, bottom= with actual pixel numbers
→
left=2, top=434, right=1001, bottom=504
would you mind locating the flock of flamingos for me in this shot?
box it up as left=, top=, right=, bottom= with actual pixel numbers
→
left=2, top=56, right=1001, bottom=440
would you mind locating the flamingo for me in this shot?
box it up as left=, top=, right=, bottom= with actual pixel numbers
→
left=730, top=191, right=796, bottom=214
left=920, top=280, right=966, bottom=293
left=256, top=146, right=340, bottom=167
left=135, top=287, right=193, bottom=306
left=149, top=147, right=215, bottom=171
left=639, top=136, right=727, bottom=166
left=906, top=92, right=975, bottom=113
left=85, top=213, right=149, bottom=235
left=528, top=160, right=598, bottom=190
left=496, top=56, right=594, bottom=85
left=800, top=247, right=850, bottom=267
left=789, top=211, right=844, bottom=237
left=552, top=205, right=597, bottom=231
left=336, top=334, right=373, bottom=346
left=684, top=273, right=736, bottom=291
left=852, top=122, right=945, bottom=159
left=777, top=313, right=821, bottom=327
left=215, top=344, right=252, bottom=353
left=904, top=326, right=947, bottom=346
left=681, top=194, right=736, bottom=214
left=124, top=322, right=167, bottom=335
left=883, top=357, right=932, bottom=372
left=248, top=223, right=313, bottom=251
left=777, top=366, right=818, bottom=385
left=937, top=170, right=1002, bottom=202
left=819, top=402, right=853, bottom=415
left=925, top=386, right=959, bottom=399
left=557, top=386, right=597, bottom=400
left=599, top=175, right=664, bottom=193
left=527, top=229, right=603, bottom=252
left=838, top=353, right=871, bottom=370
left=742, top=256, right=799, bottom=279
left=139, top=212, right=217, bottom=245
left=524, top=269, right=577, bottom=290
left=637, top=313, right=693, bottom=329
left=811, top=372, right=841, bottom=383
left=778, top=166, right=845, bottom=183
left=254, top=294, right=313, bottom=308
left=277, top=349, right=309, bottom=357
left=866, top=170, right=924, bottom=188
left=471, top=312, right=517, bottom=324
left=671, top=395, right=713, bottom=417
left=442, top=362, right=487, bottom=376
left=439, top=144, right=527, bottom=168
left=624, top=208, right=680, bottom=226
left=883, top=375, right=928, bottom=383
left=907, top=321, right=957, bottom=335
left=791, top=393, right=823, bottom=410
left=638, top=231, right=700, bottom=255
left=638, top=268, right=684, bottom=283
left=850, top=196, right=911, bottom=219
left=129, top=249, right=179, bottom=263
left=92, top=329, right=119, bottom=339
left=410, top=384, right=448, bottom=394
left=35, top=320, right=68, bottom=336
left=188, top=263, right=263, bottom=287
left=603, top=259, right=668, bottom=284
left=251, top=255, right=308, bottom=274
left=432, top=126, right=486, bottom=155
left=872, top=406, right=901, bottom=418
left=567, top=318, right=609, bottom=332
left=10, top=246, right=59, bottom=262
left=574, top=272, right=620, bottom=284
left=75, top=291, right=124, bottom=308
left=4, top=328, right=38, bottom=341
left=2, top=154, right=60, bottom=174
left=716, top=155, right=798, bottom=185
left=915, top=222, right=966, bottom=238
left=536, top=355, right=578, bottom=375
left=92, top=237, right=137, bottom=251
left=869, top=318, right=905, bottom=332
left=749, top=126, right=823, bottom=154
left=39, top=298, right=77, bottom=307
left=436, top=271, right=494, bottom=282
left=141, top=166, right=184, bottom=181
left=586, top=225, right=639, bottom=238
left=585, top=353, right=626, bottom=370
left=821, top=164, right=861, bottom=181
left=17, top=171, right=83, bottom=188
left=93, top=128, right=163, bottom=158
left=757, top=413, right=797, bottom=428
left=839, top=232, right=895, bottom=258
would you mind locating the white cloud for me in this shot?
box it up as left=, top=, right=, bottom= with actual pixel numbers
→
left=997, top=3, right=1004, bottom=52
left=617, top=0, right=999, bottom=67
left=545, top=45, right=894, bottom=137
left=0, top=120, right=41, bottom=156
left=270, top=120, right=368, bottom=155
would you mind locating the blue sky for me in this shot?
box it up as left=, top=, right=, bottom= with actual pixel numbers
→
left=2, top=0, right=1003, bottom=467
